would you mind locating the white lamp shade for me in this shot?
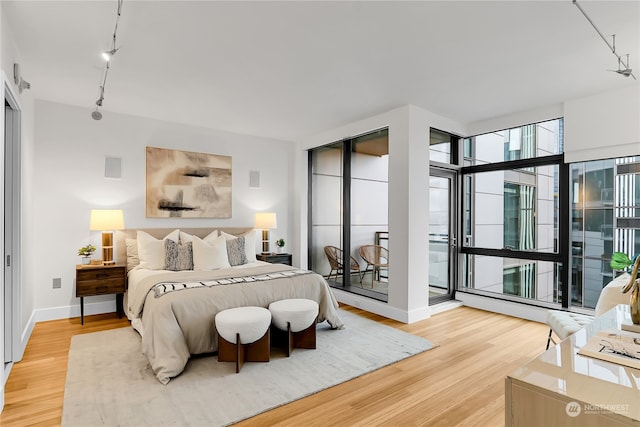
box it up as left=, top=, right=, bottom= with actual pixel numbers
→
left=89, top=209, right=125, bottom=231
left=254, top=212, right=277, bottom=229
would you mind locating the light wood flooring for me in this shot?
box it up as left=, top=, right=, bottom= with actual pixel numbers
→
left=0, top=305, right=549, bottom=426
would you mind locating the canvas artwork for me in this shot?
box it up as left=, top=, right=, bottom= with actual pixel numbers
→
left=146, top=146, right=232, bottom=218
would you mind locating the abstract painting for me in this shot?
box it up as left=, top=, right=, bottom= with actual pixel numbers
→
left=146, top=146, right=232, bottom=218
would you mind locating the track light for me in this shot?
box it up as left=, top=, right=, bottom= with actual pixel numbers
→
left=13, top=63, right=32, bottom=94
left=573, top=0, right=636, bottom=80
left=101, top=48, right=119, bottom=62
left=92, top=0, right=124, bottom=120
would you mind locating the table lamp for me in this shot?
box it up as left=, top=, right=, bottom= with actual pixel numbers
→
left=254, top=212, right=277, bottom=254
left=90, top=209, right=125, bottom=265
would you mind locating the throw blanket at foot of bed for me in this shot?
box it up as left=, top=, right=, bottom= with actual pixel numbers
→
left=127, top=263, right=344, bottom=384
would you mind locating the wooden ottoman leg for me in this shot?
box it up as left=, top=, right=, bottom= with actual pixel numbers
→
left=218, top=334, right=236, bottom=362
left=287, top=322, right=293, bottom=357
left=293, top=321, right=317, bottom=350
left=218, top=333, right=245, bottom=373
left=245, top=329, right=270, bottom=362
left=236, top=333, right=245, bottom=373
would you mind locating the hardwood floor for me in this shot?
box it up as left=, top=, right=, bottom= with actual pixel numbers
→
left=0, top=305, right=548, bottom=426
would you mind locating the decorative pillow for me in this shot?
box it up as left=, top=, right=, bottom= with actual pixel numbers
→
left=226, top=236, right=248, bottom=266
left=179, top=231, right=194, bottom=243
left=221, top=230, right=257, bottom=263
left=192, top=235, right=230, bottom=270
left=204, top=230, right=219, bottom=241
left=137, top=229, right=180, bottom=270
left=164, top=239, right=194, bottom=271
left=125, top=238, right=140, bottom=272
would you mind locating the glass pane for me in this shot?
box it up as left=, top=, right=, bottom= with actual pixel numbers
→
left=461, top=254, right=560, bottom=304
left=351, top=129, right=389, bottom=294
left=464, top=165, right=559, bottom=252
left=429, top=176, right=449, bottom=293
left=310, top=143, right=343, bottom=282
left=584, top=159, right=614, bottom=205
left=466, top=119, right=562, bottom=165
left=570, top=157, right=640, bottom=309
left=430, top=129, right=451, bottom=163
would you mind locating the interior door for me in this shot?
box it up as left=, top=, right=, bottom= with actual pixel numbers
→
left=4, top=100, right=13, bottom=366
left=4, top=85, right=21, bottom=368
left=429, top=168, right=457, bottom=304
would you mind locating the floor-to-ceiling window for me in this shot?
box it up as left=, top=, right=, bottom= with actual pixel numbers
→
left=460, top=119, right=567, bottom=307
left=570, top=157, right=640, bottom=309
left=309, top=128, right=389, bottom=301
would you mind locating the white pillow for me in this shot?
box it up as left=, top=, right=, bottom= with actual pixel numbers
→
left=137, top=230, right=180, bottom=270
left=179, top=231, right=194, bottom=243
left=181, top=230, right=217, bottom=244
left=221, top=230, right=257, bottom=263
left=193, top=235, right=230, bottom=270
left=202, top=229, right=218, bottom=243
left=125, top=238, right=140, bottom=271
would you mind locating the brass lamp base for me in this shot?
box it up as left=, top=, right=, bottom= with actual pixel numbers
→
left=261, top=229, right=270, bottom=254
left=102, top=231, right=115, bottom=264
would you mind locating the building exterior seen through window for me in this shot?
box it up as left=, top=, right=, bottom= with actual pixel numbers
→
left=570, top=157, right=640, bottom=309
left=461, top=119, right=563, bottom=305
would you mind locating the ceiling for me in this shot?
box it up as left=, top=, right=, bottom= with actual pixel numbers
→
left=3, top=1, right=639, bottom=141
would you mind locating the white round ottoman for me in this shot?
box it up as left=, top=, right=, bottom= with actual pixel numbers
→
left=268, top=299, right=319, bottom=356
left=215, top=306, right=271, bottom=372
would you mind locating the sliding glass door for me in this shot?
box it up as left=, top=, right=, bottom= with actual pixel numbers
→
left=309, top=128, right=389, bottom=301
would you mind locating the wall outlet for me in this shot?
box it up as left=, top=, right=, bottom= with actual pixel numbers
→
left=53, top=278, right=61, bottom=289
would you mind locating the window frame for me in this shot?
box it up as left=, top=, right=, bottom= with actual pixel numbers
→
left=459, top=150, right=570, bottom=308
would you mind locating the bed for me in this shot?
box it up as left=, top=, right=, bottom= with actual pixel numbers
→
left=116, top=228, right=344, bottom=385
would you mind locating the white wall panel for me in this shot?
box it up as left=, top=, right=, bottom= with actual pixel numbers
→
left=352, top=151, right=388, bottom=181
left=311, top=174, right=341, bottom=225
left=351, top=179, right=388, bottom=225
left=565, top=85, right=640, bottom=163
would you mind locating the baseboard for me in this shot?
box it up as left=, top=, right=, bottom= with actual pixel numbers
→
left=17, top=310, right=36, bottom=362
left=333, top=289, right=431, bottom=323
left=33, top=300, right=117, bottom=323
left=429, top=299, right=463, bottom=315
left=456, top=292, right=548, bottom=323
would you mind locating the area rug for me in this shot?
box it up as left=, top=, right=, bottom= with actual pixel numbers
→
left=62, top=309, right=435, bottom=426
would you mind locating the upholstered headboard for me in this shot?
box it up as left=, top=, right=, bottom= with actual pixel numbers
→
left=115, top=227, right=254, bottom=265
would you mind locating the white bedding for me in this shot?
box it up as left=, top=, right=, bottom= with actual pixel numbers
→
left=125, top=261, right=344, bottom=384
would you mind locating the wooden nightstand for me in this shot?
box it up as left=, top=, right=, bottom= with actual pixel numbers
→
left=75, top=264, right=126, bottom=325
left=257, top=253, right=292, bottom=266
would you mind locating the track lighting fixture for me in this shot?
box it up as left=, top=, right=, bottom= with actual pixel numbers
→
left=102, top=48, right=119, bottom=62
left=92, top=0, right=124, bottom=120
left=13, top=63, right=31, bottom=94
left=573, top=0, right=636, bottom=80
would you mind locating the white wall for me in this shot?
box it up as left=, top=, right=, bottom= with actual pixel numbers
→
left=299, top=105, right=466, bottom=323
left=564, top=84, right=640, bottom=163
left=32, top=100, right=295, bottom=318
